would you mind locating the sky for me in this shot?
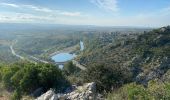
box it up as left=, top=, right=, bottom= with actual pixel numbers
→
left=0, top=0, right=170, bottom=27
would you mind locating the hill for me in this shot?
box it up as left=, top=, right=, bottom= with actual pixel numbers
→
left=77, top=26, right=170, bottom=99
left=0, top=26, right=169, bottom=100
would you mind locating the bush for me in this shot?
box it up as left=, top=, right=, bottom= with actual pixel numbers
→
left=1, top=66, right=20, bottom=90
left=63, top=61, right=82, bottom=85
left=107, top=83, right=152, bottom=100
left=0, top=62, right=70, bottom=99
left=0, top=66, right=2, bottom=81
left=63, top=61, right=80, bottom=75
left=11, top=89, right=22, bottom=100
left=126, top=83, right=151, bottom=100
left=107, top=80, right=170, bottom=100
left=148, top=80, right=170, bottom=99
left=83, top=64, right=132, bottom=92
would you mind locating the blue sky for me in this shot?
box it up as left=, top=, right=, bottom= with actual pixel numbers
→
left=0, top=0, right=170, bottom=27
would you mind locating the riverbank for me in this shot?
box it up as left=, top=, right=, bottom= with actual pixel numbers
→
left=50, top=41, right=86, bottom=70
left=49, top=44, right=79, bottom=57
left=50, top=41, right=84, bottom=62
left=10, top=40, right=86, bottom=70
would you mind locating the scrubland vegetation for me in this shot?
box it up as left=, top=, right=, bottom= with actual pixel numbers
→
left=0, top=62, right=70, bottom=99
left=0, top=25, right=169, bottom=100
left=78, top=26, right=170, bottom=99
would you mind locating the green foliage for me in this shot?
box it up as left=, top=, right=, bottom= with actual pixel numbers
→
left=1, top=66, right=20, bottom=90
left=0, top=66, right=2, bottom=81
left=0, top=62, right=70, bottom=99
left=0, top=45, right=19, bottom=64
left=135, top=26, right=170, bottom=57
left=107, top=83, right=152, bottom=100
left=11, top=89, right=22, bottom=100
left=63, top=61, right=80, bottom=75
left=83, top=64, right=132, bottom=92
left=147, top=80, right=170, bottom=100
left=126, top=83, right=151, bottom=100
left=66, top=75, right=84, bottom=85
left=12, top=64, right=40, bottom=93
left=63, top=61, right=83, bottom=85
left=107, top=80, right=170, bottom=100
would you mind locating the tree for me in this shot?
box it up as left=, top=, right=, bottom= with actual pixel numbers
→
left=1, top=66, right=19, bottom=90
left=0, top=62, right=70, bottom=98
left=83, top=64, right=132, bottom=92
left=63, top=61, right=78, bottom=75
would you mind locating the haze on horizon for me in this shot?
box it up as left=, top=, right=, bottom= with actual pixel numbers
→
left=0, top=0, right=170, bottom=27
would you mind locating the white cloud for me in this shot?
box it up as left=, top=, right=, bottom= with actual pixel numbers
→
left=0, top=2, right=170, bottom=27
left=60, top=12, right=81, bottom=17
left=0, top=12, right=58, bottom=23
left=90, top=0, right=118, bottom=12
left=89, top=6, right=170, bottom=27
left=0, top=12, right=87, bottom=24
left=23, top=5, right=53, bottom=13
left=23, top=5, right=82, bottom=16
left=0, top=3, right=83, bottom=17
left=0, top=9, right=170, bottom=27
left=0, top=3, right=19, bottom=8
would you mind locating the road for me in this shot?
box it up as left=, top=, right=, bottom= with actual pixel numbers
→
left=72, top=60, right=87, bottom=70
left=10, top=40, right=25, bottom=60
left=10, top=45, right=25, bottom=60
left=29, top=56, right=49, bottom=64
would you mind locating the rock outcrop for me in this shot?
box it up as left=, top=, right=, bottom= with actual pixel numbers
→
left=136, top=57, right=170, bottom=86
left=36, top=82, right=103, bottom=100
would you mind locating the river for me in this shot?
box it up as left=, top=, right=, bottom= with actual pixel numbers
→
left=51, top=41, right=84, bottom=69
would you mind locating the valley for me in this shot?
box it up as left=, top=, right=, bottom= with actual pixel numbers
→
left=0, top=0, right=169, bottom=99
left=0, top=24, right=169, bottom=100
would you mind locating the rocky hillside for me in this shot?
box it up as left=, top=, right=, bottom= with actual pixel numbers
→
left=0, top=26, right=169, bottom=100
left=132, top=26, right=170, bottom=84
left=78, top=26, right=170, bottom=85
left=36, top=82, right=103, bottom=100
left=33, top=26, right=170, bottom=100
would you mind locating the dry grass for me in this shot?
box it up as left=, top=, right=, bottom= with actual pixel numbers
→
left=0, top=83, right=11, bottom=100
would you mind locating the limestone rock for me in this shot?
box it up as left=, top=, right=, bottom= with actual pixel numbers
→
left=36, top=89, right=55, bottom=100
left=36, top=82, right=103, bottom=100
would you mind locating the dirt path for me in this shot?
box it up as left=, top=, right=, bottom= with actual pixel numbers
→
left=72, top=60, right=87, bottom=70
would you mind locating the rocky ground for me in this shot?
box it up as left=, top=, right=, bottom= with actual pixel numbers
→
left=36, top=82, right=103, bottom=100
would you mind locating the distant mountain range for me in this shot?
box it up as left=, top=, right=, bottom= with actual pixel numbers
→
left=0, top=23, right=152, bottom=31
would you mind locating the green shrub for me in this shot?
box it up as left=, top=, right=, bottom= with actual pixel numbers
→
left=1, top=66, right=20, bottom=90
left=63, top=61, right=80, bottom=75
left=63, top=61, right=82, bottom=85
left=107, top=80, right=170, bottom=100
left=11, top=89, right=22, bottom=100
left=148, top=80, right=170, bottom=100
left=0, top=62, right=70, bottom=98
left=126, top=83, right=151, bottom=100
left=83, top=64, right=132, bottom=92
left=107, top=83, right=152, bottom=100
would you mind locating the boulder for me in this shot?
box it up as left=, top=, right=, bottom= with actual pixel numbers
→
left=36, top=89, right=55, bottom=100
left=36, top=82, right=103, bottom=100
